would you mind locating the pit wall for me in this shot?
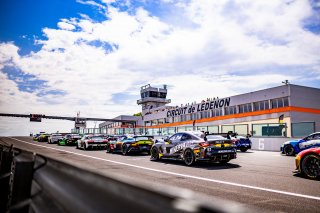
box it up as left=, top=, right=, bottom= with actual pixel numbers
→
left=250, top=137, right=300, bottom=152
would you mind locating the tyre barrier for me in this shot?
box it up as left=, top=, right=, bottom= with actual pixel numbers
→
left=0, top=144, right=254, bottom=213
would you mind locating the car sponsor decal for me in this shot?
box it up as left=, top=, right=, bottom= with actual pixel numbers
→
left=169, top=142, right=193, bottom=154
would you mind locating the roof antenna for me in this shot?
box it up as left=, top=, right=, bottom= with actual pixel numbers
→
left=282, top=80, right=289, bottom=85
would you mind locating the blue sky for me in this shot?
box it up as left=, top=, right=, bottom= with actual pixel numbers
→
left=0, top=0, right=320, bottom=135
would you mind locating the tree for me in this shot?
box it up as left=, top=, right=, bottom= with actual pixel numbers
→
left=133, top=112, right=142, bottom=116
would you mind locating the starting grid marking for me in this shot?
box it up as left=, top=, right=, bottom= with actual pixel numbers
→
left=7, top=137, right=320, bottom=202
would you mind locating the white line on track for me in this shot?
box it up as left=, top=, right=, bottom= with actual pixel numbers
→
left=8, top=137, right=320, bottom=201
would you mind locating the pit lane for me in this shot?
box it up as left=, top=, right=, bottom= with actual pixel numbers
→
left=1, top=136, right=319, bottom=213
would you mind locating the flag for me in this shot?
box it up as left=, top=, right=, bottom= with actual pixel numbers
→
left=279, top=114, right=284, bottom=123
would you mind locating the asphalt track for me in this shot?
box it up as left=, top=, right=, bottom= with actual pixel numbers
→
left=1, top=137, right=319, bottom=213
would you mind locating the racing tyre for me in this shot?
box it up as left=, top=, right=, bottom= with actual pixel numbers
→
left=183, top=148, right=195, bottom=166
left=240, top=147, right=248, bottom=152
left=301, top=154, right=320, bottom=180
left=150, top=147, right=160, bottom=161
left=122, top=144, right=128, bottom=155
left=284, top=145, right=295, bottom=156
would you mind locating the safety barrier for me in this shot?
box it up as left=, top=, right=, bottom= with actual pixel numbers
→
left=0, top=144, right=253, bottom=213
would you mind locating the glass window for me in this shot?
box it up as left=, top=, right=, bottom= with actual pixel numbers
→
left=197, top=126, right=207, bottom=131
left=252, top=123, right=286, bottom=137
left=253, top=102, right=260, bottom=111
left=235, top=125, right=248, bottom=135
left=283, top=97, right=289, bottom=107
left=292, top=122, right=315, bottom=137
left=225, top=106, right=237, bottom=115
left=222, top=125, right=234, bottom=133
left=278, top=99, right=284, bottom=108
left=181, top=134, right=192, bottom=141
left=208, top=126, right=219, bottom=133
left=177, top=126, right=186, bottom=132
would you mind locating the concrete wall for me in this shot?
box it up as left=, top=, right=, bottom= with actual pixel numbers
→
left=290, top=85, right=320, bottom=109
left=250, top=137, right=300, bottom=152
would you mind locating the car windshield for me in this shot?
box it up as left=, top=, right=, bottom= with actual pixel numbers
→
left=135, top=137, right=149, bottom=141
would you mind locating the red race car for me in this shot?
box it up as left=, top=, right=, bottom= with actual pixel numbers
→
left=295, top=147, right=320, bottom=180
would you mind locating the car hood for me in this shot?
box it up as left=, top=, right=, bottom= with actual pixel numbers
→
left=283, top=139, right=302, bottom=146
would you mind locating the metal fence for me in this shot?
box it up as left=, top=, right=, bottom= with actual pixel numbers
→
left=0, top=144, right=253, bottom=213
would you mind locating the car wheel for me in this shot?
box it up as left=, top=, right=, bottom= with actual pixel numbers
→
left=240, top=147, right=248, bottom=152
left=183, top=148, right=195, bottom=166
left=106, top=144, right=113, bottom=153
left=301, top=154, right=320, bottom=180
left=284, top=145, right=295, bottom=156
left=150, top=147, right=160, bottom=161
left=122, top=144, right=128, bottom=155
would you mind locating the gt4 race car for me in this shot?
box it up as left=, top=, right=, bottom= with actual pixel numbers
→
left=48, top=133, right=63, bottom=144
left=76, top=135, right=109, bottom=150
left=107, top=136, right=154, bottom=155
left=150, top=131, right=237, bottom=166
left=37, top=133, right=50, bottom=142
left=295, top=147, right=320, bottom=180
left=281, top=132, right=320, bottom=156
left=58, top=134, right=81, bottom=146
left=232, top=136, right=252, bottom=152
left=33, top=134, right=41, bottom=141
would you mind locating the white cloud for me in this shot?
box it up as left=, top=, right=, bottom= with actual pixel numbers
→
left=57, top=21, right=76, bottom=31
left=0, top=0, right=319, bottom=135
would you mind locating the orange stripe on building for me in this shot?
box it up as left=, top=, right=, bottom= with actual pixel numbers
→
left=147, top=106, right=320, bottom=129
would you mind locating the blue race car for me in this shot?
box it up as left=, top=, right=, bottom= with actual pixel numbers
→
left=280, top=132, right=320, bottom=156
left=232, top=135, right=252, bottom=152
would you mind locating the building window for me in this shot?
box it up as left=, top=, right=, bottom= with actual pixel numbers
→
left=271, top=97, right=289, bottom=109
left=225, top=106, right=237, bottom=115
left=291, top=122, right=315, bottom=137
left=239, top=103, right=252, bottom=113
left=253, top=100, right=269, bottom=111
left=252, top=123, right=287, bottom=137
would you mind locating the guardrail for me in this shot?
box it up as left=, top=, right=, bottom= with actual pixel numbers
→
left=0, top=144, right=253, bottom=213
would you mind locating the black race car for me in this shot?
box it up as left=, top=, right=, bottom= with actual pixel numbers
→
left=150, top=131, right=237, bottom=166
left=107, top=135, right=154, bottom=155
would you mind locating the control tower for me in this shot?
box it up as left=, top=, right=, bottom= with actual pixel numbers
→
left=137, top=84, right=171, bottom=114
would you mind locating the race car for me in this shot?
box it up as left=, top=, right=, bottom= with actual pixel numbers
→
left=33, top=134, right=41, bottom=141
left=58, top=134, right=81, bottom=146
left=295, top=147, right=320, bottom=180
left=281, top=132, right=320, bottom=156
left=106, top=135, right=130, bottom=153
left=150, top=131, right=237, bottom=166
left=76, top=134, right=109, bottom=150
left=48, top=133, right=63, bottom=144
left=213, top=133, right=252, bottom=152
left=107, top=135, right=154, bottom=155
left=37, top=133, right=51, bottom=142
left=232, top=135, right=252, bottom=152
